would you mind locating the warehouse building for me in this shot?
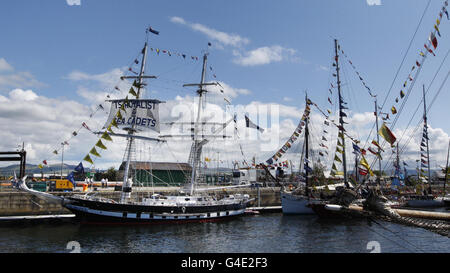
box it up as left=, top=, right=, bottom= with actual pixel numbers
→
left=118, top=161, right=192, bottom=187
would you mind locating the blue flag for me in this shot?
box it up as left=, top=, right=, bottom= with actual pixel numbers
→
left=74, top=162, right=84, bottom=174
left=147, top=26, right=159, bottom=35
left=67, top=172, right=76, bottom=187
left=352, top=143, right=361, bottom=153
left=304, top=164, right=313, bottom=173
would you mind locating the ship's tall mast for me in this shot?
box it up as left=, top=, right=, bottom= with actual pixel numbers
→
left=444, top=138, right=450, bottom=196
left=183, top=52, right=217, bottom=195
left=334, top=39, right=349, bottom=188
left=374, top=98, right=382, bottom=185
left=120, top=35, right=156, bottom=203
left=423, top=84, right=432, bottom=193
left=304, top=93, right=310, bottom=197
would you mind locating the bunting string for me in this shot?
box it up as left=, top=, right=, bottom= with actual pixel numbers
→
left=263, top=100, right=313, bottom=166
left=365, top=0, right=448, bottom=173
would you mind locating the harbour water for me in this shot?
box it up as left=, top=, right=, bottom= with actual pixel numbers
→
left=0, top=213, right=448, bottom=253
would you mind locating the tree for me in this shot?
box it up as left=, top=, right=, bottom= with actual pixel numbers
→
left=103, top=167, right=118, bottom=181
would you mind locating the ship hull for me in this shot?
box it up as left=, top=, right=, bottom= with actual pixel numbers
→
left=406, top=195, right=445, bottom=208
left=64, top=197, right=248, bottom=225
left=280, top=192, right=315, bottom=215
left=309, top=202, right=369, bottom=219
left=406, top=199, right=444, bottom=208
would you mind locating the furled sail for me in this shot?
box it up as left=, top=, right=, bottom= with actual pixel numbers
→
left=104, top=99, right=162, bottom=133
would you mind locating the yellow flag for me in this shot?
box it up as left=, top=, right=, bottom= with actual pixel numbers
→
left=38, top=164, right=43, bottom=169
left=101, top=132, right=113, bottom=142
left=95, top=139, right=107, bottom=150
left=378, top=122, right=396, bottom=145
left=83, top=154, right=94, bottom=164
left=107, top=125, right=115, bottom=134
left=116, top=110, right=123, bottom=120
left=334, top=155, right=342, bottom=163
left=110, top=118, right=119, bottom=129
left=90, top=147, right=101, bottom=157
left=360, top=156, right=374, bottom=176
left=391, top=106, right=397, bottom=115
left=129, top=87, right=137, bottom=97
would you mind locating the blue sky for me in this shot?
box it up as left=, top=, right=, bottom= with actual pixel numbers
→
left=1, top=0, right=450, bottom=172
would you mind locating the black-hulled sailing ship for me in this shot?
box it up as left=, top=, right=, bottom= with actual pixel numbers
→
left=406, top=85, right=445, bottom=208
left=17, top=27, right=251, bottom=224
left=280, top=94, right=316, bottom=214
left=308, top=39, right=361, bottom=218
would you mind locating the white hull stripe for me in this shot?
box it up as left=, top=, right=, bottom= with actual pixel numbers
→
left=65, top=204, right=245, bottom=220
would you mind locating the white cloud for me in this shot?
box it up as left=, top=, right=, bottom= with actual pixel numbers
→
left=169, top=17, right=300, bottom=67
left=66, top=0, right=81, bottom=6
left=9, top=89, right=38, bottom=101
left=0, top=58, right=13, bottom=72
left=232, top=46, right=297, bottom=66
left=366, top=0, right=381, bottom=6
left=0, top=70, right=45, bottom=92
left=170, top=16, right=250, bottom=48
left=65, top=68, right=129, bottom=104
left=0, top=58, right=45, bottom=92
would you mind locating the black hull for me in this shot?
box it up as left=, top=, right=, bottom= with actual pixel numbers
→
left=66, top=196, right=246, bottom=214
left=71, top=210, right=243, bottom=225
left=64, top=197, right=248, bottom=225
left=309, top=203, right=369, bottom=219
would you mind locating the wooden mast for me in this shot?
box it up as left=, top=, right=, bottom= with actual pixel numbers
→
left=120, top=29, right=157, bottom=203
left=374, top=98, right=382, bottom=185
left=423, top=84, right=432, bottom=194
left=304, top=92, right=310, bottom=197
left=444, top=138, right=450, bottom=196
left=334, top=39, right=349, bottom=188
left=183, top=51, right=218, bottom=195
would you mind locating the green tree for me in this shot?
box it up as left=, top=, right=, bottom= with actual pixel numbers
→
left=103, top=167, right=118, bottom=181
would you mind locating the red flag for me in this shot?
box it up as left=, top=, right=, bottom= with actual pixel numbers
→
left=43, top=160, right=47, bottom=165
left=82, top=122, right=92, bottom=132
left=368, top=147, right=378, bottom=155
left=424, top=44, right=436, bottom=56
left=429, top=32, right=438, bottom=49
left=359, top=168, right=368, bottom=176
left=416, top=61, right=420, bottom=67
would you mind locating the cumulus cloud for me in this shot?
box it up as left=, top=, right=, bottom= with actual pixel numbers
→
left=232, top=46, right=297, bottom=66
left=169, top=16, right=250, bottom=48
left=65, top=68, right=129, bottom=104
left=0, top=58, right=46, bottom=92
left=169, top=16, right=300, bottom=67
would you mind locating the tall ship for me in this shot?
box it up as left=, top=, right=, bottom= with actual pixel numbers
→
left=405, top=85, right=445, bottom=208
left=280, top=94, right=315, bottom=214
left=17, top=27, right=252, bottom=224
